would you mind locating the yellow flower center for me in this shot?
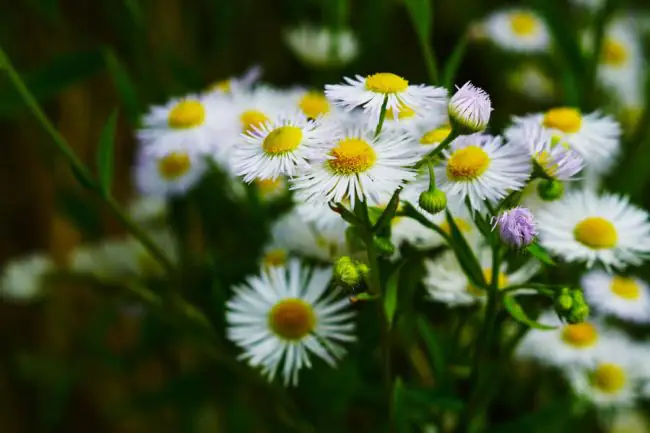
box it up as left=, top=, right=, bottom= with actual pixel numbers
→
left=262, top=126, right=303, bottom=155
left=591, top=363, right=627, bottom=394
left=299, top=92, right=330, bottom=119
left=327, top=138, right=377, bottom=175
left=168, top=100, right=206, bottom=129
left=574, top=217, right=618, bottom=249
left=420, top=126, right=451, bottom=145
left=263, top=249, right=287, bottom=268
left=386, top=104, right=416, bottom=120
left=268, top=298, right=316, bottom=340
left=440, top=218, right=472, bottom=236
left=240, top=110, right=270, bottom=133
left=602, top=38, right=628, bottom=67
left=255, top=178, right=285, bottom=197
left=610, top=276, right=641, bottom=300
left=509, top=12, right=538, bottom=36
left=536, top=150, right=561, bottom=177
left=543, top=107, right=582, bottom=134
left=467, top=268, right=508, bottom=296
left=158, top=152, right=192, bottom=180
left=446, top=146, right=490, bottom=181
left=561, top=323, right=598, bottom=348
left=365, top=73, right=409, bottom=94
left=210, top=79, right=231, bottom=93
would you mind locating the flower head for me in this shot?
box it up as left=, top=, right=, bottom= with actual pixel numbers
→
left=285, top=26, right=359, bottom=67
left=448, top=82, right=492, bottom=133
left=582, top=270, right=650, bottom=324
left=481, top=9, right=550, bottom=53
left=1, top=253, right=53, bottom=301
left=494, top=207, right=537, bottom=248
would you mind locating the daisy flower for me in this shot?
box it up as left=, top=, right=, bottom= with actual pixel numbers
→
left=448, top=82, right=492, bottom=133
left=506, top=108, right=621, bottom=173
left=325, top=73, right=447, bottom=124
left=291, top=125, right=419, bottom=207
left=423, top=247, right=540, bottom=307
left=226, top=259, right=356, bottom=386
left=285, top=26, right=359, bottom=67
left=228, top=86, right=296, bottom=137
left=409, top=124, right=453, bottom=158
left=582, top=270, right=650, bottom=323
left=295, top=90, right=332, bottom=120
left=507, top=63, right=555, bottom=102
left=233, top=112, right=319, bottom=182
left=207, top=65, right=262, bottom=94
left=264, top=209, right=348, bottom=265
left=536, top=190, right=650, bottom=269
left=517, top=311, right=620, bottom=367
left=564, top=336, right=649, bottom=407
left=481, top=9, right=550, bottom=53
left=510, top=122, right=584, bottom=180
left=434, top=133, right=532, bottom=211
left=137, top=94, right=228, bottom=155
left=134, top=142, right=208, bottom=197
left=1, top=253, right=53, bottom=301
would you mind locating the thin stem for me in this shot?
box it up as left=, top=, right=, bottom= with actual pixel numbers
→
left=0, top=46, right=174, bottom=274
left=400, top=203, right=452, bottom=244
left=416, top=128, right=460, bottom=168
left=426, top=159, right=436, bottom=192
left=374, top=96, right=389, bottom=138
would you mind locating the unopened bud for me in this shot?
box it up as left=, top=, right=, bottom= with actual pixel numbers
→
left=334, top=256, right=361, bottom=287
left=537, top=179, right=564, bottom=201
left=555, top=292, right=574, bottom=313
left=419, top=189, right=447, bottom=215
left=448, top=82, right=492, bottom=133
left=565, top=304, right=590, bottom=324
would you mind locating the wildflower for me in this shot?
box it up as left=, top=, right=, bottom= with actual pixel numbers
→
left=448, top=82, right=492, bottom=133
left=285, top=26, right=359, bottom=67
left=493, top=207, right=537, bottom=248
left=582, top=270, right=650, bottom=324
left=481, top=9, right=550, bottom=52
left=0, top=253, right=53, bottom=301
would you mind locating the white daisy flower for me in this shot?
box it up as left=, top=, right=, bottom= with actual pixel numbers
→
left=264, top=209, right=348, bottom=265
left=226, top=259, right=356, bottom=386
left=507, top=63, right=555, bottom=102
left=291, top=125, right=419, bottom=207
left=565, top=336, right=649, bottom=407
left=448, top=82, right=492, bottom=133
left=285, top=26, right=359, bottom=67
left=582, top=270, right=650, bottom=323
left=207, top=65, right=262, bottom=94
left=371, top=100, right=447, bottom=134
left=233, top=112, right=319, bottom=182
left=510, top=122, right=584, bottom=180
left=435, top=133, right=532, bottom=212
left=517, top=311, right=621, bottom=367
left=536, top=190, right=650, bottom=269
left=137, top=94, right=229, bottom=155
left=325, top=73, right=447, bottom=124
left=408, top=124, right=452, bottom=158
left=506, top=108, right=622, bottom=174
left=481, top=9, right=550, bottom=52
left=227, top=86, right=297, bottom=139
left=423, top=247, right=540, bottom=307
left=294, top=90, right=332, bottom=120
left=134, top=142, right=208, bottom=197
left=0, top=253, right=53, bottom=301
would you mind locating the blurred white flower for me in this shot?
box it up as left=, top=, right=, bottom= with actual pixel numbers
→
left=481, top=9, right=550, bottom=52
left=582, top=270, right=650, bottom=324
left=285, top=26, right=359, bottom=67
left=0, top=253, right=53, bottom=301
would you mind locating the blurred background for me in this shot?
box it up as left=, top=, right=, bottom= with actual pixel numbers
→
left=2, top=0, right=650, bottom=432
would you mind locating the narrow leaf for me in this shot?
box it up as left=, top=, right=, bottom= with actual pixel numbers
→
left=373, top=187, right=401, bottom=234
left=392, top=378, right=411, bottom=433
left=404, top=0, right=432, bottom=40
left=96, top=110, right=119, bottom=196
left=445, top=209, right=486, bottom=289
left=527, top=242, right=555, bottom=265
left=103, top=48, right=141, bottom=125
left=384, top=265, right=401, bottom=329
left=442, top=34, right=468, bottom=90
left=416, top=315, right=445, bottom=385
left=503, top=294, right=557, bottom=330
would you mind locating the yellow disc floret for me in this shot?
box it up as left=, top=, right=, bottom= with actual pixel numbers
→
left=168, top=100, right=206, bottom=129
left=365, top=73, right=409, bottom=94
left=601, top=38, right=628, bottom=67
left=420, top=126, right=451, bottom=145
left=610, top=276, right=641, bottom=300
left=386, top=104, right=416, bottom=120
left=509, top=12, right=538, bottom=36
left=263, top=249, right=287, bottom=268
left=446, top=146, right=490, bottom=181
left=299, top=92, right=330, bottom=119
left=263, top=126, right=303, bottom=155
left=591, top=363, right=627, bottom=394
left=574, top=217, right=618, bottom=249
left=268, top=298, right=316, bottom=340
left=241, top=110, right=270, bottom=134
left=158, top=152, right=192, bottom=180
left=543, top=107, right=582, bottom=134
left=561, top=323, right=598, bottom=348
left=327, top=138, right=378, bottom=175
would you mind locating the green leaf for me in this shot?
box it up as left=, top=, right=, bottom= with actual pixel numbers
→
left=330, top=202, right=359, bottom=225
left=69, top=164, right=97, bottom=191
left=442, top=34, right=468, bottom=90
left=392, top=378, right=411, bottom=433
left=527, top=242, right=555, bottom=265
left=404, top=0, right=432, bottom=40
left=503, top=294, right=557, bottom=330
left=445, top=209, right=486, bottom=289
left=0, top=50, right=105, bottom=117
left=103, top=48, right=141, bottom=125
left=416, top=315, right=445, bottom=386
left=384, top=265, right=401, bottom=329
left=96, top=109, right=119, bottom=196
left=373, top=187, right=401, bottom=234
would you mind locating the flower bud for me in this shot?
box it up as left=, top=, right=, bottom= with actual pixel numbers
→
left=334, top=256, right=360, bottom=287
left=448, top=82, right=492, bottom=133
left=537, top=179, right=564, bottom=201
left=554, top=288, right=574, bottom=313
left=493, top=207, right=537, bottom=249
left=419, top=189, right=447, bottom=215
left=565, top=304, right=590, bottom=324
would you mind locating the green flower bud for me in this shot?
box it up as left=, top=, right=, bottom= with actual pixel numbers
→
left=537, top=179, right=564, bottom=201
left=555, top=293, right=574, bottom=313
left=565, top=304, right=590, bottom=324
left=373, top=237, right=395, bottom=256
left=356, top=262, right=370, bottom=277
left=419, top=189, right=447, bottom=215
left=334, top=256, right=361, bottom=287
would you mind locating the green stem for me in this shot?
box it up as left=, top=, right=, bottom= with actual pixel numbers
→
left=374, top=96, right=389, bottom=138
left=426, top=159, right=436, bottom=192
left=400, top=203, right=451, bottom=244
left=583, top=0, right=616, bottom=110
left=416, top=128, right=460, bottom=168
left=0, top=46, right=174, bottom=274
